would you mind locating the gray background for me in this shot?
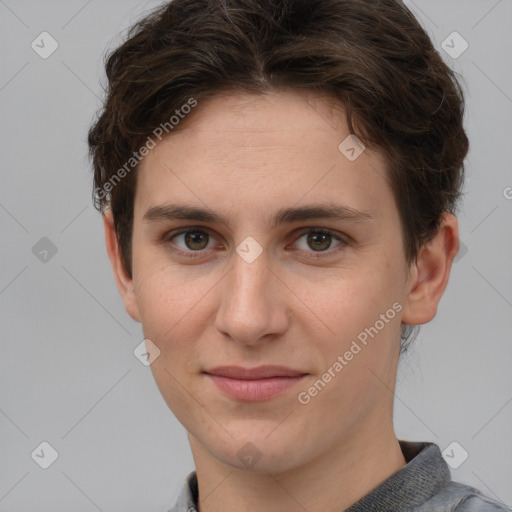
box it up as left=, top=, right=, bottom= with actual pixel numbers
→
left=1, top=0, right=511, bottom=510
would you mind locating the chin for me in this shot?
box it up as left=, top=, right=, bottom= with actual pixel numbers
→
left=205, top=431, right=308, bottom=474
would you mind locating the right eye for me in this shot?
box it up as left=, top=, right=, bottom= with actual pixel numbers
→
left=163, top=227, right=221, bottom=258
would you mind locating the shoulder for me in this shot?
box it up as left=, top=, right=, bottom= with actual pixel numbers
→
left=415, top=481, right=510, bottom=512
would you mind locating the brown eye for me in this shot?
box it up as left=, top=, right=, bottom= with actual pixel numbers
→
left=166, top=228, right=216, bottom=255
left=183, top=231, right=209, bottom=250
left=306, top=232, right=332, bottom=251
left=294, top=229, right=344, bottom=253
left=290, top=228, right=351, bottom=260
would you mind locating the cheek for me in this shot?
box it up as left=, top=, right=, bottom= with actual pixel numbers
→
left=308, top=265, right=400, bottom=337
left=132, top=239, right=196, bottom=326
left=303, top=263, right=404, bottom=389
left=132, top=262, right=212, bottom=370
left=132, top=262, right=183, bottom=344
left=136, top=271, right=204, bottom=413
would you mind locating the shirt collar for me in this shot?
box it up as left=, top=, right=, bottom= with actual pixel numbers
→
left=346, top=441, right=451, bottom=511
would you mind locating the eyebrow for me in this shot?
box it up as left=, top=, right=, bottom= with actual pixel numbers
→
left=143, top=203, right=374, bottom=227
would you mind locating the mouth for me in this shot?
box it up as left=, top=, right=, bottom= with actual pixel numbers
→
left=203, top=365, right=308, bottom=402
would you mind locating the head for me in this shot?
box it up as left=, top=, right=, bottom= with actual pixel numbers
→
left=89, top=0, right=468, bottom=474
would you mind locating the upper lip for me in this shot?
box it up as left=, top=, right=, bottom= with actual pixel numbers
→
left=204, top=365, right=307, bottom=380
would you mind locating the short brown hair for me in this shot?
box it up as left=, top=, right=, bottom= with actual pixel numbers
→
left=88, top=0, right=469, bottom=351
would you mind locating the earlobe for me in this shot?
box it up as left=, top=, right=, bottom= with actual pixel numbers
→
left=401, top=213, right=459, bottom=326
left=103, top=209, right=141, bottom=323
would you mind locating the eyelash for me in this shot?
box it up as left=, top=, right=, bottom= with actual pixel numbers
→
left=162, top=227, right=350, bottom=260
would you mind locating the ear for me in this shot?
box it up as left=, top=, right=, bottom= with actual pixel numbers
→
left=401, top=212, right=459, bottom=326
left=103, top=209, right=141, bottom=323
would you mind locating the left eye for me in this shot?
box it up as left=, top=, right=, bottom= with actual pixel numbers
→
left=293, top=229, right=345, bottom=253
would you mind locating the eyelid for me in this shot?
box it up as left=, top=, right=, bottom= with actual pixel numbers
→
left=292, top=226, right=349, bottom=244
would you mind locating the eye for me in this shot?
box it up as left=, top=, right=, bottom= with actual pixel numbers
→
left=165, top=228, right=218, bottom=257
left=292, top=228, right=348, bottom=257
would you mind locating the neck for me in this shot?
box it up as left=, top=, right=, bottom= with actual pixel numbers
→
left=189, top=418, right=407, bottom=512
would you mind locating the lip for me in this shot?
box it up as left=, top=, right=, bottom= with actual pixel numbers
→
left=205, top=365, right=306, bottom=379
left=204, top=365, right=308, bottom=401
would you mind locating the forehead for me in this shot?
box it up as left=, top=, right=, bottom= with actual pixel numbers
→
left=135, top=90, right=394, bottom=224
left=168, top=90, right=351, bottom=150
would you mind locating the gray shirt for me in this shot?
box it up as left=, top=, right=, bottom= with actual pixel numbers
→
left=168, top=440, right=510, bottom=511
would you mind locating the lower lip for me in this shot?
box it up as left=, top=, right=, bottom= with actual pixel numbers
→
left=206, top=374, right=307, bottom=401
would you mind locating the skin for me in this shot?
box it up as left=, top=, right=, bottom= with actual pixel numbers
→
left=104, top=90, right=459, bottom=512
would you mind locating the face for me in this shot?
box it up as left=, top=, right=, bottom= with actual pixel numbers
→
left=110, top=90, right=446, bottom=474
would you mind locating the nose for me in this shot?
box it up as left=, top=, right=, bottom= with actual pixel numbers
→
left=214, top=248, right=290, bottom=347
